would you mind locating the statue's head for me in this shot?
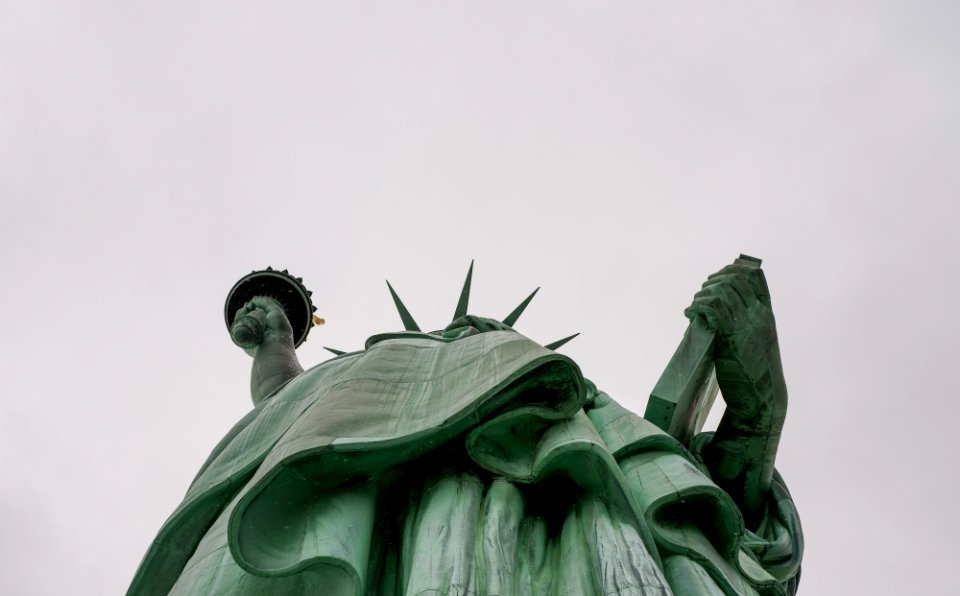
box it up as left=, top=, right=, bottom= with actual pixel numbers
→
left=440, top=314, right=513, bottom=338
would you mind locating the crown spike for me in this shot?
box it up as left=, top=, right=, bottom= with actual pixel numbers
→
left=324, top=346, right=347, bottom=356
left=452, top=260, right=474, bottom=321
left=503, top=287, right=540, bottom=327
left=544, top=333, right=579, bottom=351
left=386, top=281, right=421, bottom=331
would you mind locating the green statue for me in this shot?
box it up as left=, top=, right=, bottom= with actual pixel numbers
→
left=128, top=257, right=802, bottom=596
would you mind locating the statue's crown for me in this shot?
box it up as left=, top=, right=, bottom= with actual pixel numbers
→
left=324, top=261, right=578, bottom=356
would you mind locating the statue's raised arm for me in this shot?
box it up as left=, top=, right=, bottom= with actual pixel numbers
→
left=225, top=268, right=319, bottom=404
left=230, top=296, right=304, bottom=404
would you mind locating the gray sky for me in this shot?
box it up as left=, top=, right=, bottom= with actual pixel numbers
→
left=2, top=2, right=958, bottom=594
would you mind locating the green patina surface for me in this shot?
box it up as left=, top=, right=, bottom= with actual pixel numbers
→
left=129, top=258, right=802, bottom=596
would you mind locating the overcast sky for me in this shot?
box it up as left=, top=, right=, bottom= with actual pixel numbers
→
left=2, top=2, right=958, bottom=594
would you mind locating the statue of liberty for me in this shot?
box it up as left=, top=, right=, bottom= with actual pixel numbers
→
left=128, top=256, right=802, bottom=595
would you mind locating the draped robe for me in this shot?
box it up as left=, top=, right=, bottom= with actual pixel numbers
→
left=128, top=329, right=802, bottom=596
